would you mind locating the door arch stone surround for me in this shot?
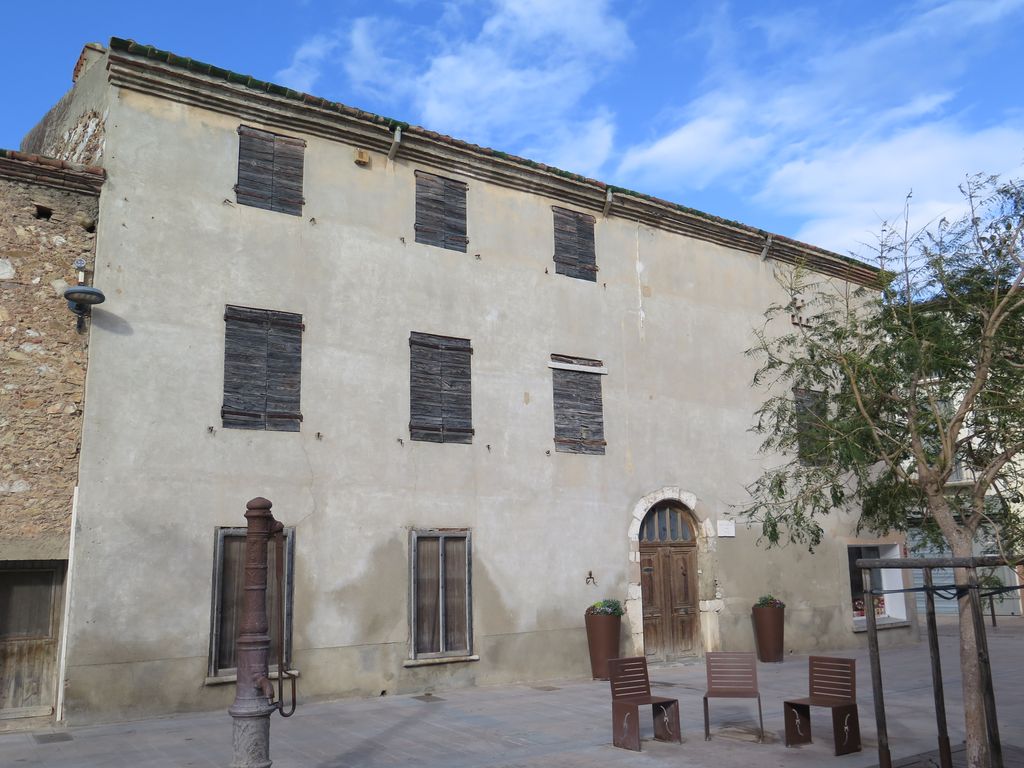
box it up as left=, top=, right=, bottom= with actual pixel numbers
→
left=626, top=487, right=720, bottom=657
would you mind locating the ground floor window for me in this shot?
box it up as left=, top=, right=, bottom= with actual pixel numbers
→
left=410, top=529, right=472, bottom=659
left=208, top=528, right=294, bottom=679
left=847, top=543, right=906, bottom=622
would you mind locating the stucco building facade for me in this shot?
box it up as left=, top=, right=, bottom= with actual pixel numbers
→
left=13, top=39, right=919, bottom=726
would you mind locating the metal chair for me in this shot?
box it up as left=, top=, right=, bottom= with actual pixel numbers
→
left=784, top=656, right=861, bottom=755
left=703, top=651, right=764, bottom=742
left=607, top=656, right=682, bottom=751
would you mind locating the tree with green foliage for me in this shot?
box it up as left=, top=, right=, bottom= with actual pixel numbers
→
left=742, top=175, right=1024, bottom=768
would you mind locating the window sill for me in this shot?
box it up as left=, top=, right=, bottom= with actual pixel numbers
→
left=205, top=669, right=300, bottom=686
left=403, top=654, right=479, bottom=668
left=852, top=618, right=911, bottom=633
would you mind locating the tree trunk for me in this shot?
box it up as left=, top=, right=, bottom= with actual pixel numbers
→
left=952, top=539, right=990, bottom=768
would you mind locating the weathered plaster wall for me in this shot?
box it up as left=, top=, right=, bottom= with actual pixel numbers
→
left=21, top=53, right=109, bottom=166
left=0, top=174, right=99, bottom=559
left=57, top=59, right=914, bottom=723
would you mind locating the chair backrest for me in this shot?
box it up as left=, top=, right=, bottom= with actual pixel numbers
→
left=607, top=657, right=652, bottom=700
left=705, top=651, right=758, bottom=694
left=808, top=656, right=856, bottom=702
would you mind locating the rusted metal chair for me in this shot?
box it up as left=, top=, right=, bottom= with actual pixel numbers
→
left=784, top=656, right=861, bottom=755
left=703, top=651, right=764, bottom=742
left=607, top=656, right=681, bottom=751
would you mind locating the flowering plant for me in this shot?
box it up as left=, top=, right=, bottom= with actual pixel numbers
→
left=586, top=599, right=625, bottom=616
left=754, top=594, right=785, bottom=609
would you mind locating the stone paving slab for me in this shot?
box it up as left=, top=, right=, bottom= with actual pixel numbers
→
left=3, top=619, right=1024, bottom=767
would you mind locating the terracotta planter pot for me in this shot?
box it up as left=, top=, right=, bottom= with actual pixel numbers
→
left=585, top=613, right=622, bottom=679
left=752, top=606, right=785, bottom=662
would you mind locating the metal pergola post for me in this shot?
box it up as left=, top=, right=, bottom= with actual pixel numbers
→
left=855, top=554, right=1019, bottom=768
left=862, top=566, right=892, bottom=768
left=923, top=569, right=952, bottom=768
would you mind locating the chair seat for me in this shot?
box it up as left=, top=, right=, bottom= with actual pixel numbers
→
left=785, top=695, right=856, bottom=709
left=706, top=687, right=760, bottom=699
left=617, top=694, right=677, bottom=707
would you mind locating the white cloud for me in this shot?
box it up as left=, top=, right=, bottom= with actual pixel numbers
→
left=340, top=0, right=631, bottom=177
left=274, top=34, right=340, bottom=93
left=763, top=123, right=1024, bottom=252
left=615, top=0, right=1024, bottom=253
left=619, top=96, right=772, bottom=190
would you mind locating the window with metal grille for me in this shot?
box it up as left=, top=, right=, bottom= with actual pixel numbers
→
left=550, top=354, right=606, bottom=454
left=222, top=305, right=304, bottom=432
left=208, top=527, right=294, bottom=679
left=410, top=529, right=472, bottom=659
left=639, top=502, right=695, bottom=543
left=409, top=332, right=473, bottom=443
left=552, top=206, right=597, bottom=281
left=414, top=170, right=468, bottom=252
left=235, top=125, right=306, bottom=216
left=794, top=387, right=828, bottom=465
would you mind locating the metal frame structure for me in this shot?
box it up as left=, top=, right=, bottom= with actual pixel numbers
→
left=854, top=554, right=1023, bottom=768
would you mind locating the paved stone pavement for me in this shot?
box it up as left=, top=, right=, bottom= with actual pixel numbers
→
left=4, top=618, right=1024, bottom=767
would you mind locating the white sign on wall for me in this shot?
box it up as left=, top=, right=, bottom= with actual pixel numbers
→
left=716, top=519, right=736, bottom=538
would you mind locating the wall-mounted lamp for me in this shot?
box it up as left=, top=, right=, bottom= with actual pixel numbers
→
left=63, top=259, right=105, bottom=332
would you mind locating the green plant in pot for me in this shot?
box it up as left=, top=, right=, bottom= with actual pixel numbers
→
left=585, top=599, right=624, bottom=679
left=752, top=594, right=785, bottom=662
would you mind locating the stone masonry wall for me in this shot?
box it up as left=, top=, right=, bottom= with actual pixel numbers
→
left=0, top=172, right=100, bottom=559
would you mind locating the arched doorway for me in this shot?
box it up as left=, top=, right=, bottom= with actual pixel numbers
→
left=639, top=501, right=699, bottom=660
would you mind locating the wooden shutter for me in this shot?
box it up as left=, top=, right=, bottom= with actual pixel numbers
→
left=415, top=171, right=468, bottom=252
left=443, top=537, right=468, bottom=652
left=414, top=536, right=441, bottom=655
left=215, top=532, right=286, bottom=674
left=794, top=388, right=827, bottom=464
left=410, top=332, right=473, bottom=443
left=235, top=126, right=305, bottom=216
left=552, top=206, right=597, bottom=281
left=223, top=306, right=303, bottom=431
left=552, top=355, right=606, bottom=454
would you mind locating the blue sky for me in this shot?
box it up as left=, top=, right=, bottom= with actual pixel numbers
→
left=4, top=0, right=1024, bottom=255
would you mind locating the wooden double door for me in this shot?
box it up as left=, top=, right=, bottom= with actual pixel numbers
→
left=640, top=543, right=698, bottom=660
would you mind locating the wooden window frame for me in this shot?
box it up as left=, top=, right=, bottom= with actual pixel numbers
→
left=550, top=354, right=607, bottom=455
left=207, top=527, right=295, bottom=680
left=414, top=170, right=469, bottom=252
left=234, top=125, right=306, bottom=216
left=408, top=529, right=473, bottom=660
left=222, top=305, right=304, bottom=432
left=552, top=206, right=597, bottom=281
left=409, top=332, right=474, bottom=444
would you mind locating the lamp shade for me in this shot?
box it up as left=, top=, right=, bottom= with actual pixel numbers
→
left=64, top=285, right=106, bottom=306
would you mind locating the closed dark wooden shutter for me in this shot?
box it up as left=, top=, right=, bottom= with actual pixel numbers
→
left=551, top=355, right=605, bottom=454
left=415, top=171, right=468, bottom=252
left=794, top=387, right=827, bottom=464
left=552, top=206, right=597, bottom=281
left=410, top=332, right=473, bottom=443
left=223, top=305, right=303, bottom=432
left=215, top=532, right=286, bottom=674
left=235, top=126, right=305, bottom=216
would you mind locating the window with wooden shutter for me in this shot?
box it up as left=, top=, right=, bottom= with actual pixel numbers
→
left=235, top=125, right=306, bottom=216
left=208, top=527, right=295, bottom=678
left=222, top=305, right=304, bottom=432
left=414, top=170, right=468, bottom=252
left=550, top=354, right=606, bottom=454
left=794, top=387, right=828, bottom=465
left=552, top=206, right=597, bottom=281
left=410, top=529, right=472, bottom=659
left=409, top=332, right=473, bottom=443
